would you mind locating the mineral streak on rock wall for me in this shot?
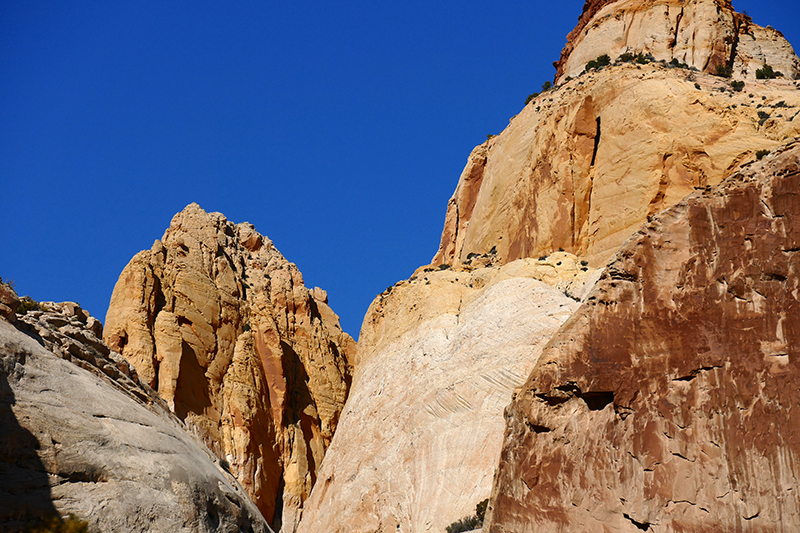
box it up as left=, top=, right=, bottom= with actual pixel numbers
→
left=104, top=203, right=355, bottom=530
left=297, top=254, right=601, bottom=533
left=433, top=0, right=800, bottom=273
left=486, top=141, right=800, bottom=532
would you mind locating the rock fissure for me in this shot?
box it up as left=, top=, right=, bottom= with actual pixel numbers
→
left=622, top=512, right=651, bottom=531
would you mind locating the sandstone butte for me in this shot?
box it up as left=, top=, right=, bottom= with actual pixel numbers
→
left=0, top=292, right=272, bottom=532
left=486, top=138, right=800, bottom=533
left=103, top=203, right=355, bottom=532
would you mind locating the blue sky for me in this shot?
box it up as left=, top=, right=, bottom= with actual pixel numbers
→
left=1, top=1, right=798, bottom=337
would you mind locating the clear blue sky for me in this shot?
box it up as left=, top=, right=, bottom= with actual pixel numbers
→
left=1, top=1, right=798, bottom=338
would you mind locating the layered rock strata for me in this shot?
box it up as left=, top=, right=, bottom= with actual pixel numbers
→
left=104, top=204, right=355, bottom=530
left=486, top=141, right=800, bottom=532
left=433, top=1, right=800, bottom=272
left=0, top=294, right=270, bottom=532
left=297, top=255, right=599, bottom=533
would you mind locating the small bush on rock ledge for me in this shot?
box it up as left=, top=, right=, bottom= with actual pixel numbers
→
left=756, top=63, right=780, bottom=79
left=16, top=296, right=47, bottom=315
left=445, top=515, right=480, bottom=533
left=584, top=54, right=611, bottom=73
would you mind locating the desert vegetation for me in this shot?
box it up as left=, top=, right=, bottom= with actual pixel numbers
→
left=445, top=499, right=489, bottom=533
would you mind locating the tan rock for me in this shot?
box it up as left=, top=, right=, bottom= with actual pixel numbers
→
left=432, top=59, right=800, bottom=271
left=104, top=203, right=355, bottom=529
left=0, top=282, right=19, bottom=323
left=298, top=257, right=598, bottom=533
left=555, top=0, right=799, bottom=82
left=734, top=22, right=800, bottom=81
left=486, top=140, right=800, bottom=532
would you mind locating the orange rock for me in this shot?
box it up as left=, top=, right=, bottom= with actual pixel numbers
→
left=104, top=203, right=355, bottom=530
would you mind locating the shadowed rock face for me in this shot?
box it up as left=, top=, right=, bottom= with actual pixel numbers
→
left=104, top=204, right=355, bottom=530
left=0, top=296, right=271, bottom=533
left=432, top=0, right=800, bottom=274
left=486, top=141, right=800, bottom=532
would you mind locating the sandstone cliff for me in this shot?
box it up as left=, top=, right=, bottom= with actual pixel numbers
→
left=486, top=140, right=800, bottom=532
left=297, top=255, right=600, bottom=533
left=0, top=294, right=270, bottom=532
left=294, top=2, right=800, bottom=531
left=433, top=0, right=800, bottom=272
left=104, top=204, right=355, bottom=530
left=555, top=0, right=800, bottom=82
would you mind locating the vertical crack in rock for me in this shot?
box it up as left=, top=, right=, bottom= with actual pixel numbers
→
left=670, top=7, right=684, bottom=51
left=590, top=116, right=601, bottom=167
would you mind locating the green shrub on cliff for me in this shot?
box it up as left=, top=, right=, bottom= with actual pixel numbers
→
left=584, top=54, right=611, bottom=73
left=716, top=64, right=732, bottom=78
left=16, top=296, right=46, bottom=315
left=756, top=63, right=778, bottom=79
left=445, top=499, right=490, bottom=533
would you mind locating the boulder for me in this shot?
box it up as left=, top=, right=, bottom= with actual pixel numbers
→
left=554, top=0, right=799, bottom=82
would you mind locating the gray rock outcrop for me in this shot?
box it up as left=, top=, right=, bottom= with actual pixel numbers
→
left=0, top=294, right=271, bottom=533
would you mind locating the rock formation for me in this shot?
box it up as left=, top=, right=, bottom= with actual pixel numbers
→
left=0, top=292, right=270, bottom=532
left=433, top=0, right=800, bottom=271
left=554, top=0, right=800, bottom=82
left=8, top=1, right=800, bottom=531
left=486, top=139, right=800, bottom=533
left=103, top=204, right=355, bottom=530
left=297, top=255, right=600, bottom=533
left=292, top=2, right=800, bottom=532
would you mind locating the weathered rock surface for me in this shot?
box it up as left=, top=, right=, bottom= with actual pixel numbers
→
left=0, top=298, right=271, bottom=533
left=0, top=285, right=18, bottom=324
left=297, top=256, right=599, bottom=533
left=104, top=204, right=355, bottom=530
left=432, top=58, right=800, bottom=271
left=486, top=140, right=800, bottom=532
left=555, top=0, right=800, bottom=82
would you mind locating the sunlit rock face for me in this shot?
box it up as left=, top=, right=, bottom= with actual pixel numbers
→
left=297, top=256, right=600, bottom=533
left=485, top=141, right=800, bottom=533
left=432, top=0, right=800, bottom=273
left=555, top=0, right=800, bottom=82
left=104, top=203, right=355, bottom=531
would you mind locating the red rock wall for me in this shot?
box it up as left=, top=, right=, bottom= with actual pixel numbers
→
left=486, top=141, right=800, bottom=532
